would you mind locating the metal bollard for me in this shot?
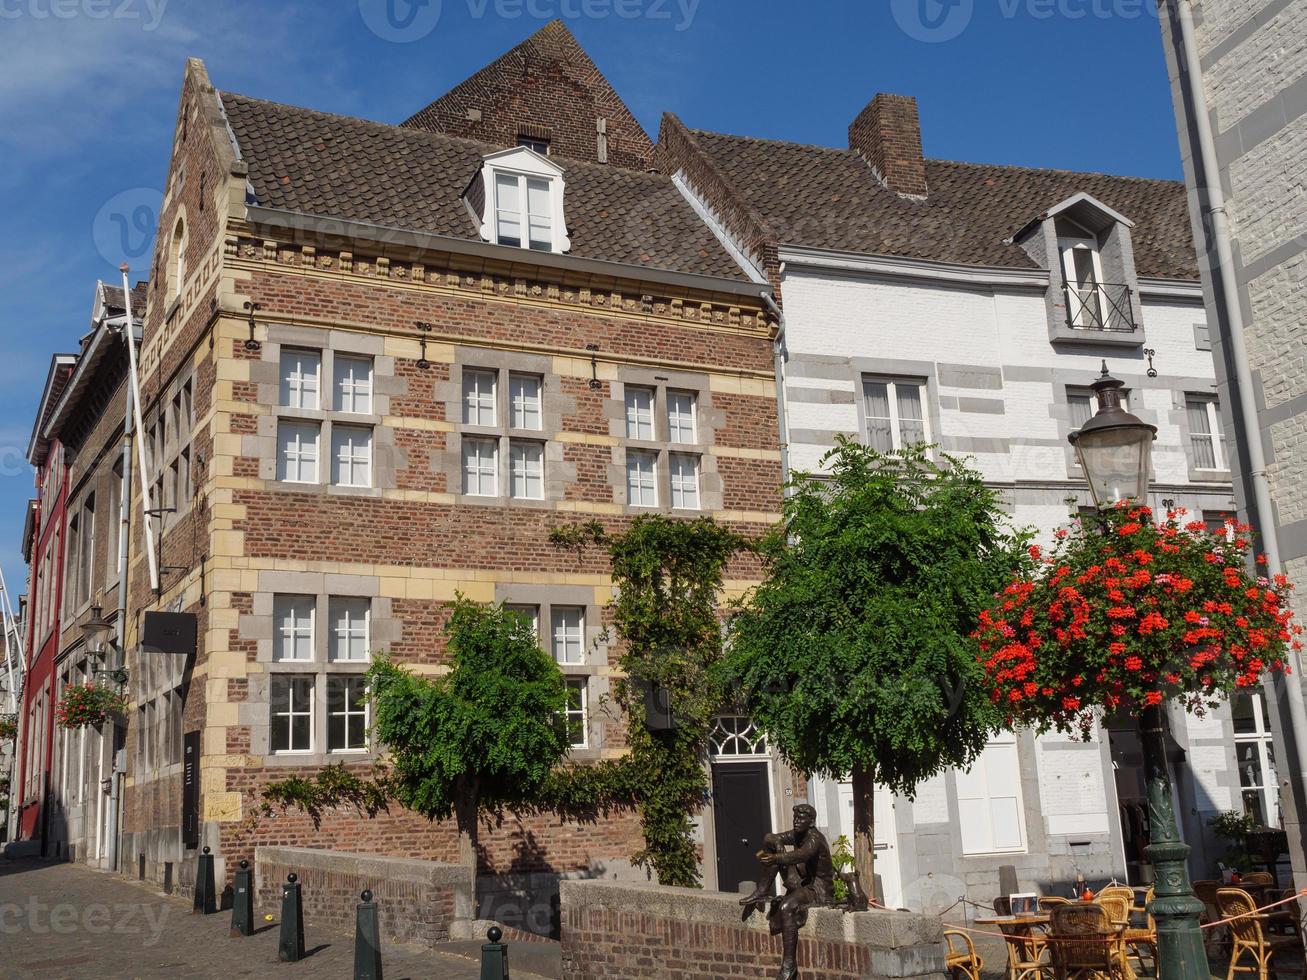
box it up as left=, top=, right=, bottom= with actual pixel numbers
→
left=480, top=925, right=509, bottom=980
left=278, top=872, right=305, bottom=962
left=230, top=859, right=254, bottom=937
left=353, top=889, right=383, bottom=980
left=192, top=846, right=217, bottom=915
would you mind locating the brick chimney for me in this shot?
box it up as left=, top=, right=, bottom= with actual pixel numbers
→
left=848, top=94, right=928, bottom=198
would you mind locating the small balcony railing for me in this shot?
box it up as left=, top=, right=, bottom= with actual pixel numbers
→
left=1062, top=282, right=1137, bottom=332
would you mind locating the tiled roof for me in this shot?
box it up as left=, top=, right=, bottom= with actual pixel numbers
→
left=220, top=93, right=746, bottom=281
left=689, top=130, right=1198, bottom=281
left=102, top=280, right=148, bottom=317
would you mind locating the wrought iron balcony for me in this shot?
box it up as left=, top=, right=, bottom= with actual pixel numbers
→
left=1062, top=282, right=1137, bottom=332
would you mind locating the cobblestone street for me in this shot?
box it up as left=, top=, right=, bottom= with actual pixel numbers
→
left=0, top=857, right=558, bottom=980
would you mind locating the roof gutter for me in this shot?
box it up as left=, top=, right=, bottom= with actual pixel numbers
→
left=776, top=245, right=1051, bottom=290
left=243, top=206, right=771, bottom=300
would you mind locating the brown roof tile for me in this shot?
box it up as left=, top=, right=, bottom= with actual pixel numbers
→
left=689, top=129, right=1198, bottom=280
left=220, top=93, right=744, bottom=281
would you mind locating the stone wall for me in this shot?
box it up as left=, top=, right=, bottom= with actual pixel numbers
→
left=559, top=879, right=946, bottom=980
left=254, top=846, right=473, bottom=948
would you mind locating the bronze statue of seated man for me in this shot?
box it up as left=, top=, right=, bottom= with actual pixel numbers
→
left=739, top=803, right=834, bottom=980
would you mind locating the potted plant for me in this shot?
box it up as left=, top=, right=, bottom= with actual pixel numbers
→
left=0, top=714, right=16, bottom=741
left=55, top=683, right=128, bottom=730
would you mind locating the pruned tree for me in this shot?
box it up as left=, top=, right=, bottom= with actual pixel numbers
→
left=723, top=440, right=1030, bottom=896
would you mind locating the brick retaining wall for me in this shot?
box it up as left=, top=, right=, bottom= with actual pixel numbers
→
left=255, top=846, right=473, bottom=948
left=559, top=879, right=947, bottom=980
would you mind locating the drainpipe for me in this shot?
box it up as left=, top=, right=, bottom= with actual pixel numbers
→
left=1170, top=0, right=1307, bottom=883
left=761, top=291, right=792, bottom=494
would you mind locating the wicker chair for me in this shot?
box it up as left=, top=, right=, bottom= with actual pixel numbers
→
left=945, top=929, right=984, bottom=980
left=1122, top=887, right=1158, bottom=978
left=997, top=918, right=1050, bottom=980
left=1217, top=887, right=1305, bottom=980
left=1197, top=879, right=1232, bottom=958
left=1047, top=903, right=1129, bottom=980
left=1242, top=872, right=1275, bottom=888
left=1041, top=896, right=1072, bottom=913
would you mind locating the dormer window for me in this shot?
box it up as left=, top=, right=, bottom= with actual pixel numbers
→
left=1058, top=231, right=1107, bottom=330
left=471, top=147, right=571, bottom=255
left=516, top=135, right=550, bottom=155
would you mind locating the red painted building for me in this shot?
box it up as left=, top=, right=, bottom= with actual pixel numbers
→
left=15, top=354, right=76, bottom=847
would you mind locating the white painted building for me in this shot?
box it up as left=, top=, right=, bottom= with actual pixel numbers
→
left=659, top=94, right=1276, bottom=910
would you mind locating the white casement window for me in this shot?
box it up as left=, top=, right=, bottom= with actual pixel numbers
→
left=551, top=606, right=585, bottom=665
left=510, top=441, right=544, bottom=500
left=273, top=595, right=315, bottom=662
left=331, top=425, right=373, bottom=487
left=1233, top=691, right=1281, bottom=828
left=270, top=676, right=314, bottom=753
left=1186, top=395, right=1227, bottom=471
left=1059, top=237, right=1109, bottom=329
left=669, top=453, right=700, bottom=510
left=327, top=676, right=369, bottom=752
left=626, top=450, right=658, bottom=507
left=955, top=732, right=1027, bottom=855
left=510, top=374, right=543, bottom=430
left=564, top=679, right=589, bottom=749
left=335, top=356, right=373, bottom=414
left=863, top=378, right=929, bottom=452
left=625, top=387, right=655, bottom=440
left=280, top=348, right=321, bottom=410
left=494, top=172, right=554, bottom=251
left=462, top=437, right=499, bottom=497
left=328, top=597, right=370, bottom=662
left=667, top=391, right=697, bottom=444
left=505, top=604, right=540, bottom=638
left=277, top=421, right=320, bottom=483
left=463, top=369, right=497, bottom=427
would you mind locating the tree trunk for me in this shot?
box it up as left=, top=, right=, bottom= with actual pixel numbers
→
left=851, top=764, right=876, bottom=905
left=453, top=778, right=480, bottom=873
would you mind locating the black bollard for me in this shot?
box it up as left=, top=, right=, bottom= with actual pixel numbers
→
left=192, top=846, right=217, bottom=915
left=278, top=872, right=305, bottom=962
left=353, top=889, right=383, bottom=980
left=230, top=859, right=254, bottom=937
left=480, top=925, right=509, bottom=980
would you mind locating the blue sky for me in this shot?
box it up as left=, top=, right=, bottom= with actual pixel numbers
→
left=0, top=0, right=1182, bottom=602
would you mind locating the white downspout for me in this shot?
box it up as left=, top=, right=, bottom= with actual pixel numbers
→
left=119, top=266, right=158, bottom=593
left=1170, top=0, right=1307, bottom=880
left=762, top=292, right=792, bottom=494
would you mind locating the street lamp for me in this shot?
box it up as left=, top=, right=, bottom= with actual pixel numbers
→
left=1068, top=363, right=1208, bottom=978
left=80, top=606, right=128, bottom=687
left=1068, top=362, right=1156, bottom=507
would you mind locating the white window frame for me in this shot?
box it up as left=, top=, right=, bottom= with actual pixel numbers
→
left=326, top=675, right=369, bottom=753
left=626, top=450, right=659, bottom=508
left=463, top=437, right=499, bottom=497
left=510, top=373, right=543, bottom=431
left=463, top=369, right=498, bottom=427
left=667, top=390, right=697, bottom=444
left=564, top=678, right=589, bottom=749
left=331, top=424, right=373, bottom=488
left=273, top=595, right=316, bottom=662
left=1233, top=691, right=1280, bottom=829
left=510, top=440, right=545, bottom=500
left=955, top=732, right=1028, bottom=855
left=1058, top=236, right=1111, bottom=329
left=625, top=387, right=655, bottom=441
left=862, top=377, right=930, bottom=452
left=1186, top=394, right=1227, bottom=472
left=551, top=606, right=585, bottom=665
left=270, top=675, right=315, bottom=754
left=334, top=355, right=373, bottom=414
left=669, top=453, right=700, bottom=510
left=328, top=597, right=370, bottom=662
left=505, top=604, right=540, bottom=639
left=277, top=421, right=320, bottom=484
left=280, top=348, right=322, bottom=410
left=475, top=146, right=571, bottom=254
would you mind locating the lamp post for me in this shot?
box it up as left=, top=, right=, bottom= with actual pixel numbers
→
left=80, top=606, right=127, bottom=687
left=1069, top=363, right=1208, bottom=979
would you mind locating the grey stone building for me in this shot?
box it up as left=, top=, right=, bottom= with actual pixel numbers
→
left=1159, top=0, right=1307, bottom=887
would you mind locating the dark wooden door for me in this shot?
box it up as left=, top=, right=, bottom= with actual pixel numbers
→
left=712, top=762, right=772, bottom=895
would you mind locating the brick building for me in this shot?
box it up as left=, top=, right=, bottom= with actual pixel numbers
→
left=659, top=91, right=1251, bottom=905
left=117, top=21, right=784, bottom=923
left=1159, top=0, right=1307, bottom=889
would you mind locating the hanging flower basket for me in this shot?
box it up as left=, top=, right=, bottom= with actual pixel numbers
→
left=975, top=504, right=1302, bottom=737
left=0, top=714, right=16, bottom=741
left=55, top=683, right=129, bottom=731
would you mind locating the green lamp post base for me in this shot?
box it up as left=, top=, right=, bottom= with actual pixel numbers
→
left=1141, top=705, right=1210, bottom=980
